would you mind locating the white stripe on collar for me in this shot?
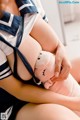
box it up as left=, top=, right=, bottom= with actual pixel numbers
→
left=19, top=3, right=34, bottom=11
left=0, top=14, right=14, bottom=27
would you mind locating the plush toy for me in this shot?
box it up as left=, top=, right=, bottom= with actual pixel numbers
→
left=34, top=51, right=80, bottom=116
left=34, top=50, right=80, bottom=96
left=34, top=51, right=55, bottom=89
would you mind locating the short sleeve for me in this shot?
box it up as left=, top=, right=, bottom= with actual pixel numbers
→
left=0, top=49, right=12, bottom=80
left=16, top=0, right=38, bottom=16
left=33, top=0, right=48, bottom=23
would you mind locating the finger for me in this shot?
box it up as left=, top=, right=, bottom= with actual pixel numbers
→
left=59, top=59, right=71, bottom=79
left=51, top=72, right=64, bottom=82
left=52, top=66, right=70, bottom=82
left=54, top=57, right=62, bottom=78
left=51, top=76, right=64, bottom=82
left=59, top=66, right=70, bottom=80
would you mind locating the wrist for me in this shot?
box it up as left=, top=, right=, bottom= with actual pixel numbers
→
left=61, top=97, right=79, bottom=111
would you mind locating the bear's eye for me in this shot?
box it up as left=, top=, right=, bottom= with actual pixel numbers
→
left=40, top=53, right=42, bottom=55
left=42, top=69, right=46, bottom=76
left=38, top=57, right=40, bottom=60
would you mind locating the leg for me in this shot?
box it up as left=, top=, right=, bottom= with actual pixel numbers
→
left=70, top=57, right=80, bottom=83
left=16, top=103, right=80, bottom=120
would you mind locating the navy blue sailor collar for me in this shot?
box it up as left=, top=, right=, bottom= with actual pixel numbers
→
left=15, top=0, right=38, bottom=16
left=0, top=11, right=22, bottom=36
left=0, top=0, right=38, bottom=36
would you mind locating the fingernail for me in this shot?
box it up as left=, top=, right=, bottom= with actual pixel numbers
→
left=55, top=72, right=59, bottom=77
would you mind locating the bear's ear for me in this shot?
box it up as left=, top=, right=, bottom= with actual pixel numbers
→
left=44, top=80, right=53, bottom=89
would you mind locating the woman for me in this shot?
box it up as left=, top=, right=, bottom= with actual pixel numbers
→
left=0, top=0, right=80, bottom=120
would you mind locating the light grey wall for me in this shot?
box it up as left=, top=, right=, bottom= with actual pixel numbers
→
left=40, top=0, right=66, bottom=44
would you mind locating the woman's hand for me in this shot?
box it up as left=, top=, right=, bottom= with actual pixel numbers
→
left=53, top=43, right=72, bottom=81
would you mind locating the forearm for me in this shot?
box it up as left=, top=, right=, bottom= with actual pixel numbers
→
left=1, top=75, right=78, bottom=111
left=18, top=84, right=79, bottom=111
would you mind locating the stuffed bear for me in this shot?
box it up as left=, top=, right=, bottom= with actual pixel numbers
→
left=34, top=51, right=80, bottom=96
left=34, top=51, right=55, bottom=89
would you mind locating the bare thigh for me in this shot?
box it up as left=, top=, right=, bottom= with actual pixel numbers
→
left=16, top=103, right=80, bottom=120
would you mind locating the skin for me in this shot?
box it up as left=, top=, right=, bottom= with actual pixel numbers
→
left=70, top=57, right=80, bottom=83
left=0, top=0, right=80, bottom=120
